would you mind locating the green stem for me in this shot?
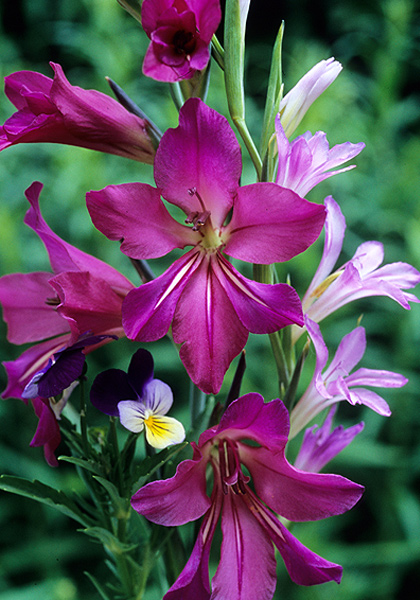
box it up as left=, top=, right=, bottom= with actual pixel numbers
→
left=189, top=380, right=206, bottom=429
left=211, top=34, right=225, bottom=70
left=232, top=116, right=263, bottom=180
left=79, top=377, right=89, bottom=456
left=109, top=417, right=125, bottom=496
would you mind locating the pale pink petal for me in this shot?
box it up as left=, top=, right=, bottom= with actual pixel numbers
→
left=347, top=388, right=391, bottom=416
left=225, top=183, right=325, bottom=264
left=154, top=98, right=242, bottom=228
left=345, top=367, right=408, bottom=388
left=86, top=182, right=197, bottom=259
left=322, top=326, right=366, bottom=382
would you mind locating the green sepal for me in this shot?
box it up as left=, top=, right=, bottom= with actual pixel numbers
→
left=260, top=22, right=285, bottom=179
left=116, top=0, right=142, bottom=23
left=0, top=475, right=92, bottom=527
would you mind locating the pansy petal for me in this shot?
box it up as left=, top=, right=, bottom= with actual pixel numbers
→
left=215, top=256, right=303, bottom=333
left=0, top=271, right=68, bottom=344
left=131, top=444, right=210, bottom=526
left=240, top=445, right=364, bottom=521
left=24, top=182, right=133, bottom=290
left=142, top=379, right=174, bottom=414
left=172, top=257, right=248, bottom=394
left=154, top=98, right=241, bottom=228
left=118, top=400, right=146, bottom=433
left=144, top=415, right=185, bottom=448
left=127, top=348, right=154, bottom=396
left=2, top=334, right=71, bottom=401
left=87, top=183, right=197, bottom=259
left=123, top=250, right=202, bottom=342
left=90, top=369, right=136, bottom=416
left=225, top=183, right=325, bottom=264
left=211, top=493, right=277, bottom=600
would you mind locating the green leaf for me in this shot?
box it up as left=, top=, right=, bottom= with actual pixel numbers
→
left=93, top=476, right=129, bottom=518
left=0, top=475, right=92, bottom=527
left=132, top=442, right=188, bottom=491
left=116, top=0, right=142, bottom=23
left=58, top=455, right=103, bottom=475
left=84, top=571, right=113, bottom=600
left=81, top=526, right=138, bottom=554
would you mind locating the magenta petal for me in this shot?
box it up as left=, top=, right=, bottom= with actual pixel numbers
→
left=0, top=272, right=68, bottom=344
left=264, top=510, right=343, bottom=585
left=240, top=445, right=364, bottom=521
left=211, top=493, right=277, bottom=600
left=5, top=70, right=53, bottom=108
left=200, top=395, right=289, bottom=451
left=225, top=182, right=326, bottom=263
left=87, top=183, right=197, bottom=259
left=142, top=43, right=187, bottom=82
left=154, top=98, right=242, bottom=228
left=50, top=271, right=126, bottom=339
left=30, top=397, right=61, bottom=467
left=214, top=255, right=303, bottom=333
left=172, top=256, right=248, bottom=394
left=131, top=444, right=210, bottom=526
left=123, top=250, right=202, bottom=342
left=163, top=489, right=221, bottom=600
left=24, top=182, right=133, bottom=290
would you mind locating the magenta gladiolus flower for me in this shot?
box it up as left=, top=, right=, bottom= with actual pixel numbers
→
left=87, top=98, right=326, bottom=393
left=292, top=196, right=420, bottom=343
left=141, top=0, right=221, bottom=82
left=279, top=58, right=342, bottom=138
left=275, top=117, right=365, bottom=197
left=294, top=406, right=364, bottom=473
left=0, top=63, right=156, bottom=162
left=0, top=183, right=134, bottom=464
left=132, top=394, right=364, bottom=598
left=289, top=317, right=408, bottom=438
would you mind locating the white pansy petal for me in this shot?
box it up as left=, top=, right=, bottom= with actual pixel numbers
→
left=118, top=400, right=146, bottom=433
left=144, top=415, right=185, bottom=449
left=143, top=379, right=174, bottom=415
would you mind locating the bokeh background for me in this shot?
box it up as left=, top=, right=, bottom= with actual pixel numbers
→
left=0, top=0, right=419, bottom=598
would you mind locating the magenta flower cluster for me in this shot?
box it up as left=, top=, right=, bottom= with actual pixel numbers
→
left=0, top=1, right=419, bottom=598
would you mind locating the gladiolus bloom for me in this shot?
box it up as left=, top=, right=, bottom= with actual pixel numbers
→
left=0, top=63, right=156, bottom=162
left=289, top=317, right=408, bottom=438
left=87, top=98, right=326, bottom=394
left=292, top=196, right=420, bottom=343
left=275, top=117, right=365, bottom=197
left=132, top=393, right=364, bottom=598
left=141, top=0, right=221, bottom=82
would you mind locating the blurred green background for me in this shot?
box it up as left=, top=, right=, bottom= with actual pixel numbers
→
left=0, top=0, right=419, bottom=598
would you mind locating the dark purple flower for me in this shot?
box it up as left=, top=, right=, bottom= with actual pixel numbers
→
left=132, top=393, right=364, bottom=598
left=91, top=349, right=185, bottom=448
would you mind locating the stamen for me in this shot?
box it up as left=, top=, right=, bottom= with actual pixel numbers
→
left=185, top=210, right=211, bottom=231
left=45, top=296, right=60, bottom=306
